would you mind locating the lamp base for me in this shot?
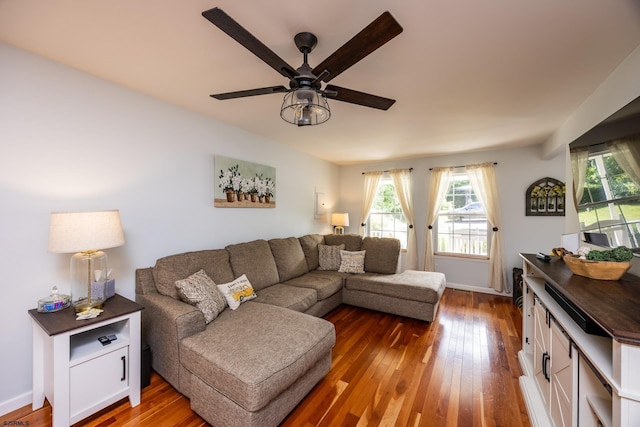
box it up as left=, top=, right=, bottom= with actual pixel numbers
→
left=73, top=298, right=104, bottom=313
left=70, top=250, right=108, bottom=313
left=334, top=226, right=344, bottom=235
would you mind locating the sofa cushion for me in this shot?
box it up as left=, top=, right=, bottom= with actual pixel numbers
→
left=180, top=302, right=336, bottom=412
left=339, top=250, right=366, bottom=274
left=298, top=234, right=325, bottom=271
left=269, top=237, right=309, bottom=281
left=345, top=270, right=445, bottom=304
left=254, top=283, right=317, bottom=312
left=175, top=269, right=228, bottom=323
left=318, top=244, right=345, bottom=271
left=324, top=234, right=363, bottom=251
left=284, top=272, right=344, bottom=300
left=217, top=274, right=257, bottom=310
left=154, top=249, right=235, bottom=299
left=362, top=237, right=401, bottom=274
left=226, top=240, right=280, bottom=291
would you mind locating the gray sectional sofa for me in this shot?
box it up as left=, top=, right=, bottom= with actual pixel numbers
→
left=135, top=233, right=446, bottom=427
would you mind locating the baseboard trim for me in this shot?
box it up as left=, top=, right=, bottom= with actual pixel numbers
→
left=0, top=391, right=31, bottom=417
left=519, top=376, right=552, bottom=427
left=446, top=282, right=512, bottom=296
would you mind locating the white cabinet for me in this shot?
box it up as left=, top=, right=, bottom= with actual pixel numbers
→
left=518, top=254, right=640, bottom=427
left=29, top=294, right=143, bottom=427
left=533, top=297, right=551, bottom=408
left=70, top=345, right=129, bottom=417
left=532, top=296, right=577, bottom=427
left=549, top=317, right=576, bottom=427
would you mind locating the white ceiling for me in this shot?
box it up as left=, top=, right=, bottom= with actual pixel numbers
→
left=1, top=0, right=640, bottom=165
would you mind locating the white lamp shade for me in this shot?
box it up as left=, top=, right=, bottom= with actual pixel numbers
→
left=331, top=213, right=350, bottom=227
left=48, top=210, right=125, bottom=253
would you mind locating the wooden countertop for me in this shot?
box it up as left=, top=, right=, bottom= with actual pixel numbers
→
left=521, top=253, right=640, bottom=345
left=28, top=294, right=143, bottom=336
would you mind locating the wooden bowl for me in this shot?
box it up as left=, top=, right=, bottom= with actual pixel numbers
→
left=563, top=255, right=632, bottom=281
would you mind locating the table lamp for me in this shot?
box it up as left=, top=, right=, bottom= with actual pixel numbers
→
left=331, top=213, right=349, bottom=235
left=48, top=210, right=125, bottom=312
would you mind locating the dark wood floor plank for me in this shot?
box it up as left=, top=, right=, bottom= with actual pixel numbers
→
left=2, top=289, right=529, bottom=427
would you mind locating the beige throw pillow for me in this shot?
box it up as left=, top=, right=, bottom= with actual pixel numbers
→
left=175, top=269, right=228, bottom=324
left=318, top=244, right=346, bottom=271
left=217, top=274, right=257, bottom=310
left=339, top=250, right=366, bottom=274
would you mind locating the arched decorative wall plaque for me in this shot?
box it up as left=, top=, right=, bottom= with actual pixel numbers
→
left=526, top=177, right=565, bottom=216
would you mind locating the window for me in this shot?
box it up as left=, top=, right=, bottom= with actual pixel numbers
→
left=435, top=173, right=489, bottom=257
left=577, top=146, right=640, bottom=250
left=367, top=177, right=408, bottom=249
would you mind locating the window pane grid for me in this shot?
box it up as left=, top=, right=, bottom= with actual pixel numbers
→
left=435, top=173, right=489, bottom=257
left=436, top=214, right=488, bottom=256
left=366, top=178, right=408, bottom=249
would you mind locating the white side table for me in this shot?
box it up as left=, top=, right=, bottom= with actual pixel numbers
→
left=29, top=294, right=143, bottom=426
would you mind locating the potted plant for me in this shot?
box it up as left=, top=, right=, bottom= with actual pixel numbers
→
left=264, top=177, right=274, bottom=203
left=219, top=164, right=240, bottom=202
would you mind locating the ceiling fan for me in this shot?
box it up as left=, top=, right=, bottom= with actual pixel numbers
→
left=201, top=7, right=403, bottom=126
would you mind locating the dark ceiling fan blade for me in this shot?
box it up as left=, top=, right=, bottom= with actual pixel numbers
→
left=211, top=86, right=288, bottom=100
left=202, top=8, right=298, bottom=79
left=325, top=85, right=396, bottom=110
left=312, top=11, right=402, bottom=83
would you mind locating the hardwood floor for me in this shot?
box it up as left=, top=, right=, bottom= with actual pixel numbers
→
left=1, top=288, right=529, bottom=427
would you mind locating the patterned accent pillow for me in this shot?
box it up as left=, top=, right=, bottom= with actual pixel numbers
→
left=217, top=274, right=257, bottom=310
left=175, top=269, right=228, bottom=324
left=318, top=244, right=346, bottom=271
left=339, top=250, right=366, bottom=274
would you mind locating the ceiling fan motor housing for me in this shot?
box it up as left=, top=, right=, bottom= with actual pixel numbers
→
left=294, top=32, right=318, bottom=54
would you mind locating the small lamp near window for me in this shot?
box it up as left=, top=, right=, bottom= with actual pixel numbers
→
left=48, top=210, right=125, bottom=312
left=331, top=213, right=349, bottom=235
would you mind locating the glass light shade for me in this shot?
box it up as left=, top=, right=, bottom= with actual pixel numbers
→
left=70, top=250, right=107, bottom=312
left=280, top=88, right=330, bottom=126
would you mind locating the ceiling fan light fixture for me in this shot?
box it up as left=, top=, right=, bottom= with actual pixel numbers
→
left=280, top=88, right=330, bottom=126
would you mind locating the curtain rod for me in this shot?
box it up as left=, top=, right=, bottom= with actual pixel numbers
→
left=361, top=167, right=413, bottom=175
left=429, top=162, right=497, bottom=171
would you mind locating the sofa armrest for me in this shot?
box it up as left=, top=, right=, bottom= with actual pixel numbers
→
left=136, top=267, right=159, bottom=295
left=136, top=291, right=205, bottom=393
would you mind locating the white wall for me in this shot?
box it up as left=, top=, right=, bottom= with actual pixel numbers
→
left=0, top=42, right=339, bottom=413
left=338, top=145, right=566, bottom=291
left=542, top=44, right=640, bottom=162
left=545, top=44, right=640, bottom=276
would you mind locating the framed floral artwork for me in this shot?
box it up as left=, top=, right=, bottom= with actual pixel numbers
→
left=214, top=155, right=276, bottom=208
left=526, top=177, right=565, bottom=216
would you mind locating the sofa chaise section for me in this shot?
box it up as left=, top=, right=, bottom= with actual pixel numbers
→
left=343, top=270, right=446, bottom=322
left=183, top=302, right=335, bottom=427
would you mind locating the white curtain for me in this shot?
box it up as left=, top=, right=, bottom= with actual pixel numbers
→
left=389, top=169, right=417, bottom=270
left=423, top=167, right=453, bottom=271
left=608, top=136, right=640, bottom=188
left=570, top=147, right=590, bottom=208
left=360, top=171, right=383, bottom=235
left=467, top=162, right=507, bottom=293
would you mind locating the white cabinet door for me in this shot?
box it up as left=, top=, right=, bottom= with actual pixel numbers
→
left=550, top=319, right=575, bottom=427
left=534, top=298, right=550, bottom=407
left=70, top=346, right=129, bottom=419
